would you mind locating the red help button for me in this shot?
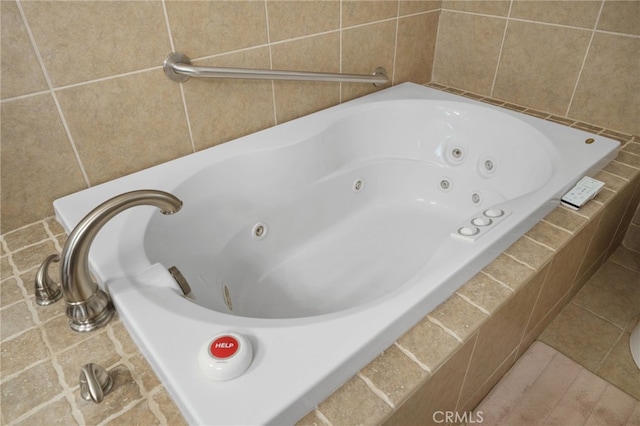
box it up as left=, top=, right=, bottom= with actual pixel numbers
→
left=209, top=335, right=239, bottom=359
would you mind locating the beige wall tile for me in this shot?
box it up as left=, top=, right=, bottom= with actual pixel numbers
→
left=383, top=334, right=476, bottom=426
left=482, top=254, right=535, bottom=291
left=569, top=33, right=640, bottom=136
left=442, top=0, right=511, bottom=16
left=399, top=1, right=441, bottom=15
left=397, top=317, right=460, bottom=371
left=22, top=1, right=169, bottom=87
left=525, top=220, right=573, bottom=251
left=342, top=0, right=398, bottom=27
left=598, top=0, right=640, bottom=36
left=428, top=294, right=488, bottom=341
left=271, top=33, right=340, bottom=123
left=493, top=21, right=591, bottom=115
left=459, top=268, right=546, bottom=404
left=342, top=20, right=396, bottom=101
left=360, top=345, right=429, bottom=406
left=510, top=0, right=601, bottom=28
left=56, top=70, right=192, bottom=185
left=457, top=272, right=513, bottom=314
left=1, top=95, right=87, bottom=233
left=266, top=0, right=339, bottom=42
left=0, top=1, right=47, bottom=99
left=318, top=376, right=392, bottom=424
left=394, top=12, right=438, bottom=84
left=604, top=160, right=639, bottom=182
left=527, top=219, right=596, bottom=333
left=543, top=206, right=589, bottom=234
left=504, top=237, right=554, bottom=272
left=183, top=48, right=275, bottom=150
left=166, top=1, right=267, bottom=59
left=614, top=177, right=640, bottom=246
left=578, top=180, right=637, bottom=277
left=432, top=11, right=506, bottom=95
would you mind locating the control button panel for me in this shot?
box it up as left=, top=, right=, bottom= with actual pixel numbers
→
left=452, top=208, right=511, bottom=242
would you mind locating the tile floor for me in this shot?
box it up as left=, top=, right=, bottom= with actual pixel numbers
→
left=474, top=245, right=640, bottom=425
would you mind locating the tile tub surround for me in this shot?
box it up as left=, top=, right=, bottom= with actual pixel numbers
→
left=3, top=1, right=639, bottom=235
left=2, top=95, right=640, bottom=424
left=432, top=0, right=640, bottom=136
left=0, top=0, right=441, bottom=233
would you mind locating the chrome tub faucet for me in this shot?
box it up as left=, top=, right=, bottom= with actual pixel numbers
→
left=36, top=190, right=182, bottom=332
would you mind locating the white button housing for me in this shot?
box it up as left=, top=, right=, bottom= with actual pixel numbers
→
left=199, top=332, right=253, bottom=381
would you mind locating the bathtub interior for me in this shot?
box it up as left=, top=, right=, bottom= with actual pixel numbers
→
left=143, top=100, right=555, bottom=319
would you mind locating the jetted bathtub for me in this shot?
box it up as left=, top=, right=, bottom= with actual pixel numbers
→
left=54, top=83, right=619, bottom=424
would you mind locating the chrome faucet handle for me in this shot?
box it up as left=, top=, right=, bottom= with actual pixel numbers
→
left=35, top=254, right=62, bottom=306
left=79, top=363, right=113, bottom=403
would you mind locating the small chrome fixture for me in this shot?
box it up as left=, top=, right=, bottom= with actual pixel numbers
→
left=59, top=190, right=182, bottom=332
left=252, top=222, right=268, bottom=240
left=440, top=178, right=452, bottom=191
left=471, top=192, right=481, bottom=204
left=169, top=266, right=192, bottom=296
left=79, top=363, right=113, bottom=403
left=353, top=178, right=364, bottom=192
left=163, top=52, right=388, bottom=86
left=35, top=254, right=63, bottom=305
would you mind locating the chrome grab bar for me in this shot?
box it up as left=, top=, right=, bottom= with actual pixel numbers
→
left=163, top=52, right=388, bottom=86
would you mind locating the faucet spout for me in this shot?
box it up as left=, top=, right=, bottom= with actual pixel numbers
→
left=60, top=189, right=182, bottom=332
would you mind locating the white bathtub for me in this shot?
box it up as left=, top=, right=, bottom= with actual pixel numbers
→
left=54, top=83, right=619, bottom=424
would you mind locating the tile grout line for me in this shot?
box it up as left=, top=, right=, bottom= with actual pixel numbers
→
left=439, top=6, right=640, bottom=40
left=356, top=372, right=395, bottom=409
left=594, top=327, right=627, bottom=374
left=565, top=0, right=606, bottom=117
left=161, top=0, right=196, bottom=154
left=263, top=0, right=278, bottom=126
left=453, top=332, right=479, bottom=413
left=14, top=0, right=91, bottom=188
left=488, top=0, right=513, bottom=97
left=394, top=341, right=432, bottom=373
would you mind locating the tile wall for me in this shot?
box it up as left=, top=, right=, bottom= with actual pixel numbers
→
left=1, top=0, right=440, bottom=233
left=432, top=0, right=639, bottom=136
